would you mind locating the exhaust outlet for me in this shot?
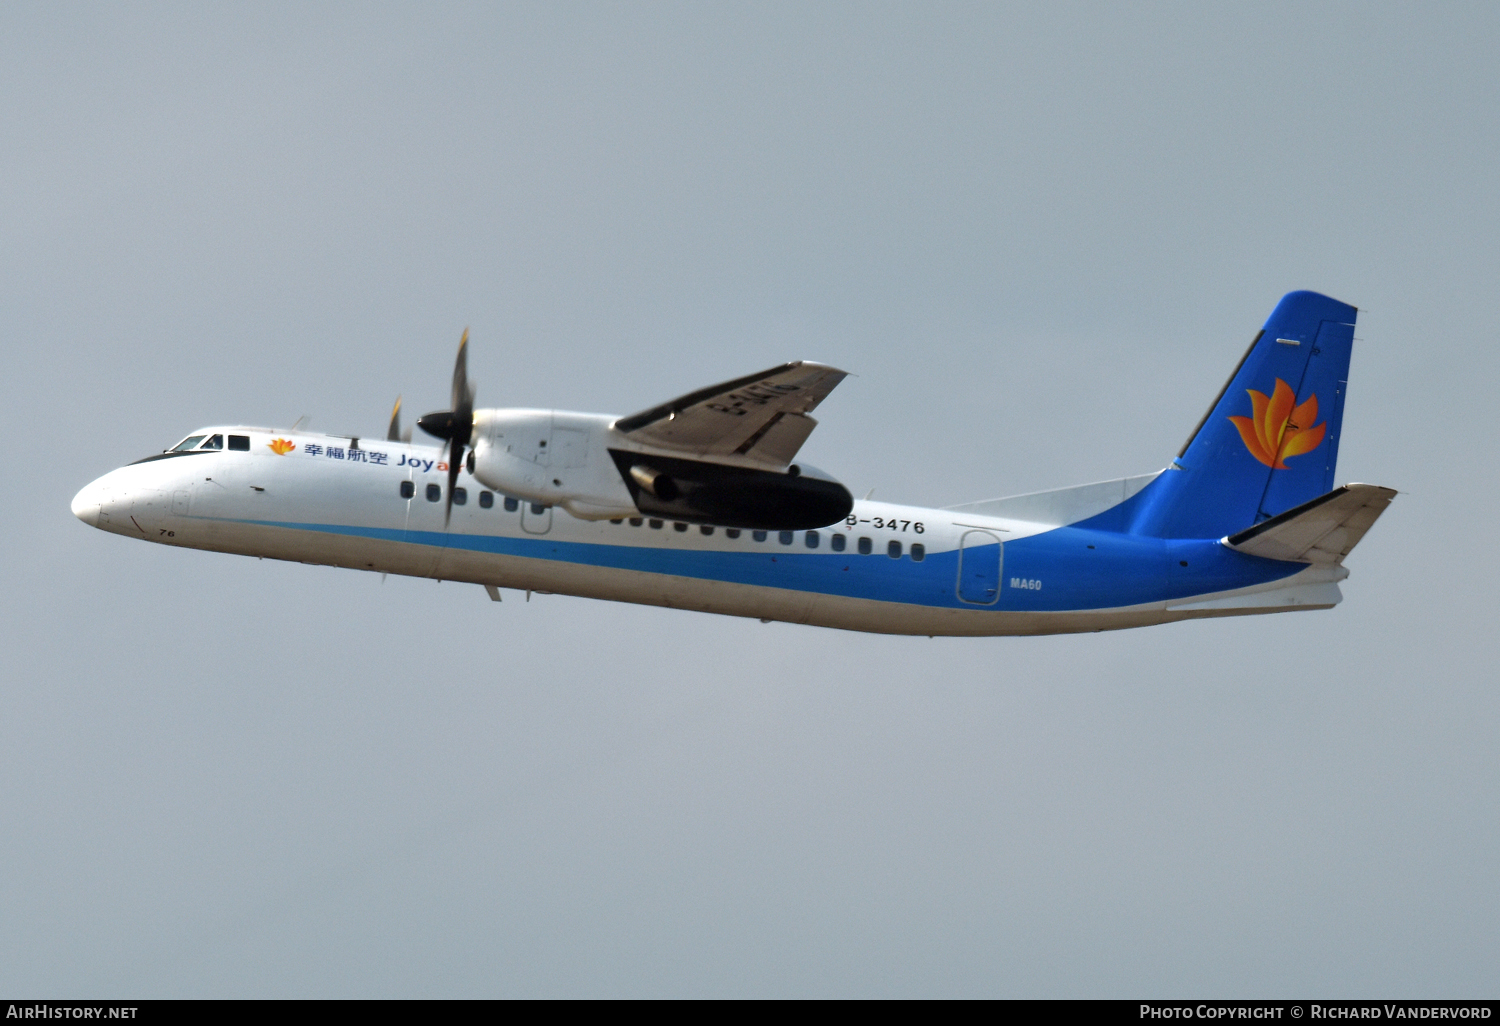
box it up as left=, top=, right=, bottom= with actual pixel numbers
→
left=630, top=465, right=679, bottom=501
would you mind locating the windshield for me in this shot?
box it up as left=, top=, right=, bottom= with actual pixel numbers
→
left=171, top=435, right=206, bottom=452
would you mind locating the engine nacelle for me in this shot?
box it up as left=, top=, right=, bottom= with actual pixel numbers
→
left=469, top=409, right=636, bottom=519
left=468, top=408, right=854, bottom=529
left=608, top=450, right=852, bottom=530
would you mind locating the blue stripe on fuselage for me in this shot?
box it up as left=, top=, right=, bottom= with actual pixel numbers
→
left=998, top=527, right=1302, bottom=610
left=232, top=517, right=1305, bottom=612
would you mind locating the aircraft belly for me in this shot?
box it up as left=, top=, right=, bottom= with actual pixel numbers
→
left=433, top=547, right=1333, bottom=636
left=145, top=495, right=1336, bottom=637
left=427, top=542, right=813, bottom=622
left=417, top=541, right=1176, bottom=636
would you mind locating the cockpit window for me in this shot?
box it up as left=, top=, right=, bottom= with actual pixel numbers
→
left=171, top=435, right=206, bottom=452
left=199, top=434, right=223, bottom=450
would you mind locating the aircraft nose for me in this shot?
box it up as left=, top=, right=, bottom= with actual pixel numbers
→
left=71, top=481, right=103, bottom=527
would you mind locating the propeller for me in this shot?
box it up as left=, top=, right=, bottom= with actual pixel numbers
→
left=386, top=397, right=411, bottom=442
left=416, top=328, right=475, bottom=526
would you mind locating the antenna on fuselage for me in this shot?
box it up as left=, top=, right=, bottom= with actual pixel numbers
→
left=291, top=415, right=308, bottom=432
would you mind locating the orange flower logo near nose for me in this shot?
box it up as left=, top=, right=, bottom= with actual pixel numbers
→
left=1228, top=379, right=1326, bottom=469
left=268, top=438, right=296, bottom=455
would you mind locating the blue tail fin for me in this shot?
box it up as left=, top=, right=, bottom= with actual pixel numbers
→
left=1126, top=291, right=1357, bottom=539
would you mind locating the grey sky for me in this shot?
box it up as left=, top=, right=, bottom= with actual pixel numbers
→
left=2, top=2, right=1496, bottom=997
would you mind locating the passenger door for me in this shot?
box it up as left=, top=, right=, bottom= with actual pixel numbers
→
left=956, top=530, right=1002, bottom=605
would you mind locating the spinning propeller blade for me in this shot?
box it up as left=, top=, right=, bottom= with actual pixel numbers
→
left=416, top=329, right=475, bottom=527
left=386, top=396, right=402, bottom=442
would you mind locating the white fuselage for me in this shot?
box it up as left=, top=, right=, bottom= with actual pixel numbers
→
left=71, top=425, right=1341, bottom=636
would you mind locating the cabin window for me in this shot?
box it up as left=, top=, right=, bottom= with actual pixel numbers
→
left=831, top=534, right=846, bottom=552
left=399, top=481, right=415, bottom=499
left=452, top=487, right=467, bottom=506
left=504, top=496, right=519, bottom=512
left=630, top=517, right=643, bottom=527
left=649, top=519, right=664, bottom=529
left=857, top=537, right=872, bottom=555
left=753, top=530, right=767, bottom=542
left=725, top=528, right=741, bottom=539
left=610, top=518, right=623, bottom=524
left=171, top=435, right=206, bottom=452
left=530, top=503, right=546, bottom=515
left=199, top=434, right=223, bottom=450
left=426, top=483, right=441, bottom=502
left=674, top=522, right=689, bottom=532
left=228, top=435, right=250, bottom=451
left=778, top=531, right=794, bottom=545
left=805, top=531, right=819, bottom=549
left=888, top=540, right=903, bottom=558
left=700, top=525, right=714, bottom=536
left=479, top=491, right=494, bottom=508
left=911, top=543, right=926, bottom=562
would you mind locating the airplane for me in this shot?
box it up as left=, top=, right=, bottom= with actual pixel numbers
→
left=71, top=290, right=1395, bottom=637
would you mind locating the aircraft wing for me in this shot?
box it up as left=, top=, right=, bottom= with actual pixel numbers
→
left=613, top=361, right=847, bottom=469
left=1225, top=483, right=1397, bottom=563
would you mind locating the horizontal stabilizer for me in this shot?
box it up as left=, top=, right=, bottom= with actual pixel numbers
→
left=1225, top=484, right=1396, bottom=564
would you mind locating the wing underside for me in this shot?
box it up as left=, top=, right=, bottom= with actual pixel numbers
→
left=614, top=361, right=847, bottom=469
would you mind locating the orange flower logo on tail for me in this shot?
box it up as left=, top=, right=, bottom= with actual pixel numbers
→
left=268, top=438, right=296, bottom=455
left=1228, top=379, right=1325, bottom=469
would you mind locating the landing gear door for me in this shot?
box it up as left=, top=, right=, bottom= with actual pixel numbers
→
left=521, top=502, right=553, bottom=535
